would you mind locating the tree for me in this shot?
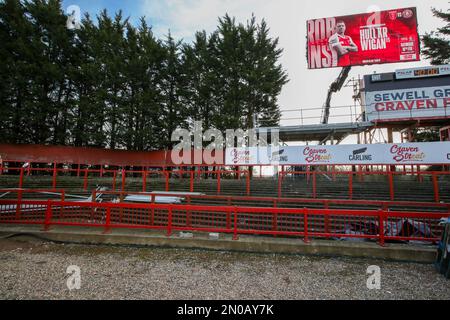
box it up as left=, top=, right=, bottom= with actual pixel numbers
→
left=182, top=31, right=217, bottom=130
left=121, top=18, right=166, bottom=151
left=0, top=0, right=35, bottom=143
left=422, top=8, right=450, bottom=65
left=160, top=33, right=190, bottom=149
left=0, top=1, right=289, bottom=151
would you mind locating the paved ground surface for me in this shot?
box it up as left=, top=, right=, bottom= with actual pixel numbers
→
left=0, top=236, right=449, bottom=300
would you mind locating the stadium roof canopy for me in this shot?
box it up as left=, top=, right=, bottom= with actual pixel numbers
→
left=256, top=122, right=374, bottom=144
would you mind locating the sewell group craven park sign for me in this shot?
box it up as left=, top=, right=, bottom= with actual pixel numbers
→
left=225, top=142, right=450, bottom=166
left=364, top=65, right=450, bottom=122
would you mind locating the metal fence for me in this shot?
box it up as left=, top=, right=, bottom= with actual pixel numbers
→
left=1, top=161, right=450, bottom=202
left=0, top=199, right=448, bottom=246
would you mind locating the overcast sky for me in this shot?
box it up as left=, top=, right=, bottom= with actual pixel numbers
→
left=63, top=0, right=448, bottom=140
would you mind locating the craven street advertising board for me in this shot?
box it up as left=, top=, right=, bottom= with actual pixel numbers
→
left=364, top=86, right=450, bottom=121
left=226, top=142, right=450, bottom=165
left=307, top=7, right=420, bottom=69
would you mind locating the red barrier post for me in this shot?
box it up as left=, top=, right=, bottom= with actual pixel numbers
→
left=167, top=207, right=173, bottom=237
left=150, top=195, right=155, bottom=226
left=19, top=167, right=24, bottom=189
left=52, top=162, right=57, bottom=190
left=16, top=185, right=23, bottom=220
left=103, top=207, right=111, bottom=234
left=186, top=196, right=191, bottom=227
left=233, top=207, right=239, bottom=240
left=165, top=171, right=169, bottom=192
left=117, top=192, right=124, bottom=224
left=100, top=165, right=103, bottom=178
left=190, top=170, right=194, bottom=192
left=59, top=190, right=65, bottom=219
left=142, top=170, right=147, bottom=192
left=378, top=209, right=385, bottom=247
left=121, top=168, right=126, bottom=192
left=304, top=208, right=309, bottom=243
left=324, top=201, right=330, bottom=235
left=90, top=190, right=97, bottom=220
left=272, top=200, right=278, bottom=234
left=433, top=173, right=440, bottom=203
left=43, top=200, right=52, bottom=231
left=226, top=197, right=232, bottom=229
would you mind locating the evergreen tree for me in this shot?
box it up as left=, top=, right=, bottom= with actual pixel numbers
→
left=71, top=13, right=103, bottom=147
left=0, top=0, right=35, bottom=143
left=121, top=18, right=166, bottom=151
left=96, top=10, right=128, bottom=149
left=0, top=1, right=289, bottom=151
left=422, top=7, right=450, bottom=65
left=161, top=33, right=189, bottom=148
left=182, top=30, right=218, bottom=130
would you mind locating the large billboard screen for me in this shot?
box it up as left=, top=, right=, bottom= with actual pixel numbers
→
left=307, top=7, right=420, bottom=69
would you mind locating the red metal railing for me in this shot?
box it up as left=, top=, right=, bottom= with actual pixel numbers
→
left=1, top=160, right=450, bottom=202
left=3, top=189, right=450, bottom=214
left=90, top=190, right=450, bottom=212
left=0, top=199, right=448, bottom=246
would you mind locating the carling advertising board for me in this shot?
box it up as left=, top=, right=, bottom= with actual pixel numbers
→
left=307, top=7, right=420, bottom=69
left=226, top=142, right=450, bottom=165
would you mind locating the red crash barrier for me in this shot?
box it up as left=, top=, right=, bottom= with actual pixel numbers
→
left=0, top=199, right=448, bottom=246
left=1, top=160, right=449, bottom=202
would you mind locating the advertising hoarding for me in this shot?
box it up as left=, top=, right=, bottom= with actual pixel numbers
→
left=226, top=142, right=450, bottom=166
left=307, top=7, right=420, bottom=69
left=364, top=85, right=450, bottom=121
left=395, top=65, right=450, bottom=79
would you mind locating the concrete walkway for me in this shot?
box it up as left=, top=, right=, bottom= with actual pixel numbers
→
left=0, top=224, right=438, bottom=263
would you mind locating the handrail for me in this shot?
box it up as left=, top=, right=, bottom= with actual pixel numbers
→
left=0, top=199, right=448, bottom=246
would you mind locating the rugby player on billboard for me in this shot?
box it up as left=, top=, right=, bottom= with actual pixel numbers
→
left=328, top=20, right=358, bottom=67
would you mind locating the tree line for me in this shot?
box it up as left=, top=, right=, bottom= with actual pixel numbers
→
left=0, top=0, right=288, bottom=151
